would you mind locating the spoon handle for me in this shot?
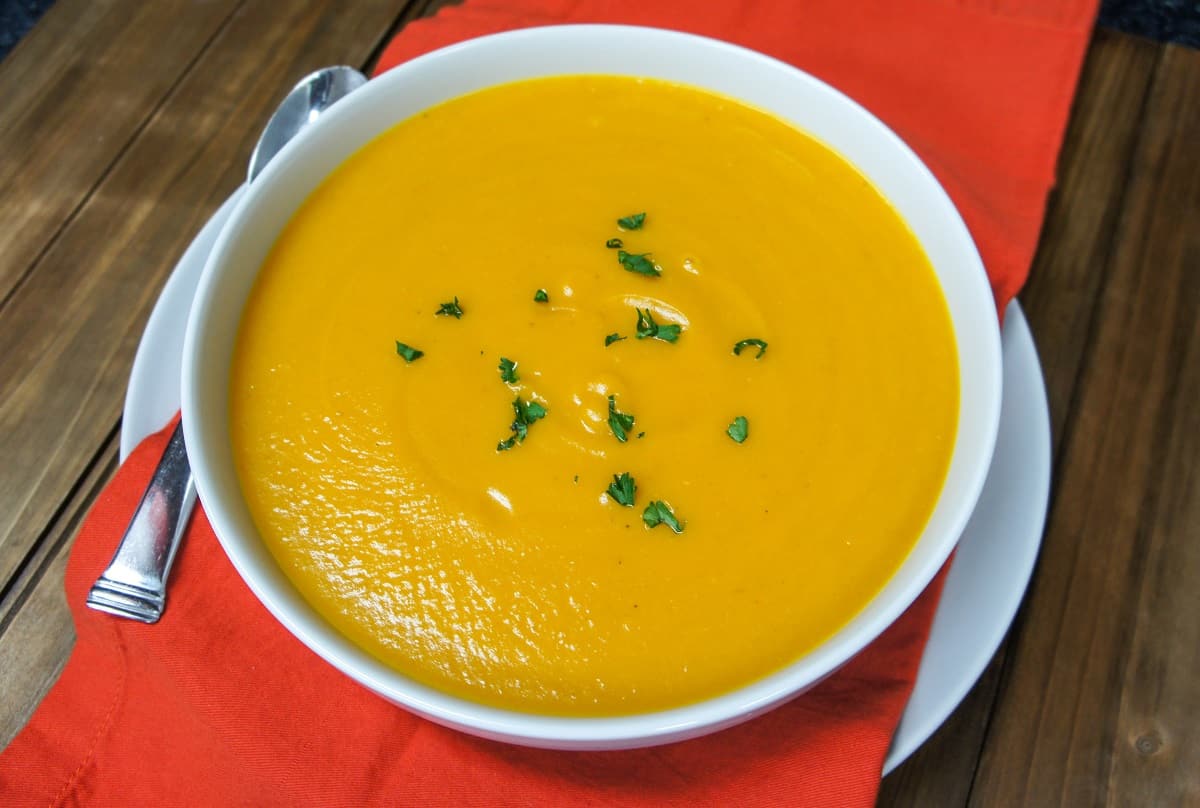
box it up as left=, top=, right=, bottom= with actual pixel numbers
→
left=86, top=421, right=195, bottom=623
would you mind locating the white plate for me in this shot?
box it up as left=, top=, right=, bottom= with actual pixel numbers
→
left=121, top=191, right=1049, bottom=772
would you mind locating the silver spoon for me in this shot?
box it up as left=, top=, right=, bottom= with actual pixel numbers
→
left=87, top=66, right=367, bottom=623
left=247, top=66, right=367, bottom=182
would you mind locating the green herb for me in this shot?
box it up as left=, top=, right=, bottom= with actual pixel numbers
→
left=733, top=338, right=768, bottom=359
left=606, top=238, right=624, bottom=249
left=435, top=296, right=464, bottom=319
left=395, top=341, right=424, bottom=363
left=604, top=332, right=626, bottom=347
left=497, top=395, right=547, bottom=451
left=607, top=395, right=636, bottom=443
left=514, top=397, right=547, bottom=426
left=606, top=473, right=637, bottom=507
left=617, top=250, right=661, bottom=277
left=727, top=415, right=749, bottom=443
left=617, top=212, right=647, bottom=230
left=643, top=500, right=683, bottom=533
left=534, top=289, right=549, bottom=303
left=635, top=308, right=682, bottom=343
left=498, top=357, right=520, bottom=384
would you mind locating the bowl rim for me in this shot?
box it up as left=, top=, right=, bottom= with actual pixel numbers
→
left=182, top=23, right=1003, bottom=749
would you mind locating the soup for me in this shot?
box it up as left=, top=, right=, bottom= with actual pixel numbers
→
left=230, top=76, right=958, bottom=716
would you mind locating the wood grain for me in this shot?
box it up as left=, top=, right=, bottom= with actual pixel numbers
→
left=878, top=29, right=1163, bottom=806
left=968, top=42, right=1200, bottom=806
left=0, top=0, right=412, bottom=615
left=0, top=0, right=243, bottom=302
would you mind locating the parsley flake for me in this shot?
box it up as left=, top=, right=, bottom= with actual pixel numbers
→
left=643, top=500, right=683, bottom=533
left=497, top=395, right=547, bottom=451
left=733, top=338, right=768, bottom=359
left=514, top=397, right=547, bottom=425
left=607, top=395, right=636, bottom=443
left=617, top=212, right=647, bottom=230
left=606, top=473, right=637, bottom=507
left=617, top=250, right=661, bottom=277
left=606, top=238, right=624, bottom=249
left=727, top=416, right=749, bottom=444
left=635, top=308, right=682, bottom=343
left=604, top=332, right=626, bottom=347
left=534, top=289, right=549, bottom=303
left=395, top=341, right=424, bottom=363
left=435, top=296, right=464, bottom=319
left=498, top=357, right=520, bottom=384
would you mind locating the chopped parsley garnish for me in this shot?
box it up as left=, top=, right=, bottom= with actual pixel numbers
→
left=727, top=416, right=749, bottom=444
left=617, top=250, right=661, bottom=277
left=497, top=395, right=547, bottom=451
left=395, top=341, right=424, bottom=363
left=635, top=308, right=682, bottom=343
left=617, top=212, right=647, bottom=230
left=534, top=289, right=549, bottom=303
left=643, top=500, right=683, bottom=533
left=435, top=296, right=464, bottom=319
left=514, top=397, right=547, bottom=426
left=607, top=395, right=636, bottom=443
left=498, top=357, right=520, bottom=384
left=606, top=472, right=637, bottom=507
left=606, top=238, right=624, bottom=249
left=604, top=332, right=626, bottom=347
left=733, top=338, right=768, bottom=359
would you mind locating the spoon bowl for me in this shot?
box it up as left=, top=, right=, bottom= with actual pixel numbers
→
left=248, top=66, right=368, bottom=183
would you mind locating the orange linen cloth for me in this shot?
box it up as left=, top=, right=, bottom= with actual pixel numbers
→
left=1, top=1, right=1096, bottom=804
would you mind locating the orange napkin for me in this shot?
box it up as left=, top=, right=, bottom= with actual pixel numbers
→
left=2, top=1, right=1095, bottom=804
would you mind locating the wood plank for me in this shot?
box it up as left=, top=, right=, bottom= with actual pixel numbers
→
left=0, top=433, right=117, bottom=749
left=0, top=0, right=243, bottom=302
left=878, top=29, right=1163, bottom=806
left=969, top=42, right=1200, bottom=807
left=0, top=0, right=412, bottom=618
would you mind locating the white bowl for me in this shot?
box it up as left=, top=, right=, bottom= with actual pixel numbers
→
left=182, top=24, right=1002, bottom=750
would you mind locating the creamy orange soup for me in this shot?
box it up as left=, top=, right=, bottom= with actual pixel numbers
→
left=231, top=76, right=958, bottom=715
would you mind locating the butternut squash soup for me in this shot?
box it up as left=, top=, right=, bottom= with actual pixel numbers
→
left=230, top=76, right=959, bottom=716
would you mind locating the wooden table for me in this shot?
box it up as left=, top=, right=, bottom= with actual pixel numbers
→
left=1, top=2, right=1196, bottom=804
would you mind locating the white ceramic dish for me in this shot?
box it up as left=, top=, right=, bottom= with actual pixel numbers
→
left=180, top=25, right=1003, bottom=750
left=122, top=207, right=1049, bottom=768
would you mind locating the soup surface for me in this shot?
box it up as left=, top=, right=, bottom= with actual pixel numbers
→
left=231, top=76, right=958, bottom=715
